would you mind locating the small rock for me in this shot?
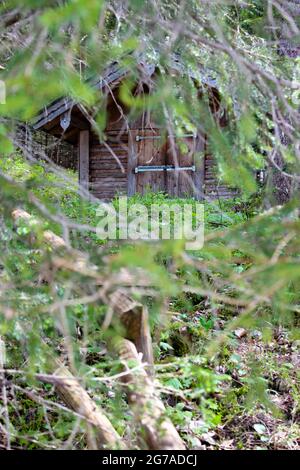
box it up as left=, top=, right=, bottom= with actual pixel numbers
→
left=253, top=423, right=267, bottom=435
left=220, top=439, right=234, bottom=449
left=200, top=432, right=216, bottom=445
left=251, top=329, right=262, bottom=339
left=234, top=327, right=247, bottom=339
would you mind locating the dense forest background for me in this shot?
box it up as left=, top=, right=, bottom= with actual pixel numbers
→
left=0, top=0, right=299, bottom=450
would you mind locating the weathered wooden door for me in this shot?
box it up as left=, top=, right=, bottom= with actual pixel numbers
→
left=134, top=129, right=167, bottom=194
left=128, top=129, right=204, bottom=198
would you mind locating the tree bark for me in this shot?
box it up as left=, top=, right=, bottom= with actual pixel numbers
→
left=111, top=338, right=185, bottom=450
left=109, top=290, right=154, bottom=375
left=41, top=357, right=127, bottom=449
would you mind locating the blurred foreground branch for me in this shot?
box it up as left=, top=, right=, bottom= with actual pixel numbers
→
left=111, top=338, right=185, bottom=450
left=40, top=356, right=126, bottom=450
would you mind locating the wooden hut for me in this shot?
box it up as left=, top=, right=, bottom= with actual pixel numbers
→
left=33, top=59, right=236, bottom=200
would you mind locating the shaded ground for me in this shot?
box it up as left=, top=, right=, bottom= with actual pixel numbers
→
left=160, top=312, right=300, bottom=450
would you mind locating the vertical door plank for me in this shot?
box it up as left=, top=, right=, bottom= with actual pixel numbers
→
left=136, top=129, right=166, bottom=194
left=166, top=139, right=178, bottom=197
left=141, top=130, right=153, bottom=192
left=178, top=137, right=195, bottom=197
left=193, top=132, right=206, bottom=200
left=127, top=130, right=138, bottom=196
left=152, top=134, right=166, bottom=192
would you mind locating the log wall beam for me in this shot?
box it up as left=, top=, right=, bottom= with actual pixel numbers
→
left=79, top=129, right=90, bottom=191
left=193, top=132, right=206, bottom=201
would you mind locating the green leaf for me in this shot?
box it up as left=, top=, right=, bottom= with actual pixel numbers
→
left=253, top=423, right=267, bottom=435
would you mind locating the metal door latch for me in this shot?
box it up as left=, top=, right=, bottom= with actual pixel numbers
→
left=134, top=165, right=196, bottom=173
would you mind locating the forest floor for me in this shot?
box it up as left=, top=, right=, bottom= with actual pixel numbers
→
left=3, top=317, right=299, bottom=450
left=1, top=154, right=299, bottom=450
left=153, top=300, right=300, bottom=450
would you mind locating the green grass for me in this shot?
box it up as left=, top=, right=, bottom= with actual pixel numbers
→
left=0, top=153, right=249, bottom=237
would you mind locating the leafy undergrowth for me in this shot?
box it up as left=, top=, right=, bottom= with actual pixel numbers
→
left=0, top=153, right=249, bottom=239
left=155, top=307, right=299, bottom=450
left=3, top=318, right=299, bottom=450
left=1, top=154, right=299, bottom=450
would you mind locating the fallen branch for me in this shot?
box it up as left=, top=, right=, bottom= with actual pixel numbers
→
left=40, top=357, right=127, bottom=450
left=109, top=290, right=154, bottom=375
left=111, top=338, right=185, bottom=450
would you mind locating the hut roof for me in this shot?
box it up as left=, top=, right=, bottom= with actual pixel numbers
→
left=33, top=57, right=218, bottom=131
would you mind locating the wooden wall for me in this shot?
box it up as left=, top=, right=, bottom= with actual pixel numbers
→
left=88, top=94, right=129, bottom=200
left=203, top=90, right=239, bottom=199
left=89, top=131, right=128, bottom=200
left=204, top=153, right=238, bottom=199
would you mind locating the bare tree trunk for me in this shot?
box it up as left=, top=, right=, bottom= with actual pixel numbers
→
left=109, top=290, right=154, bottom=375
left=41, top=358, right=127, bottom=450
left=111, top=338, right=185, bottom=450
